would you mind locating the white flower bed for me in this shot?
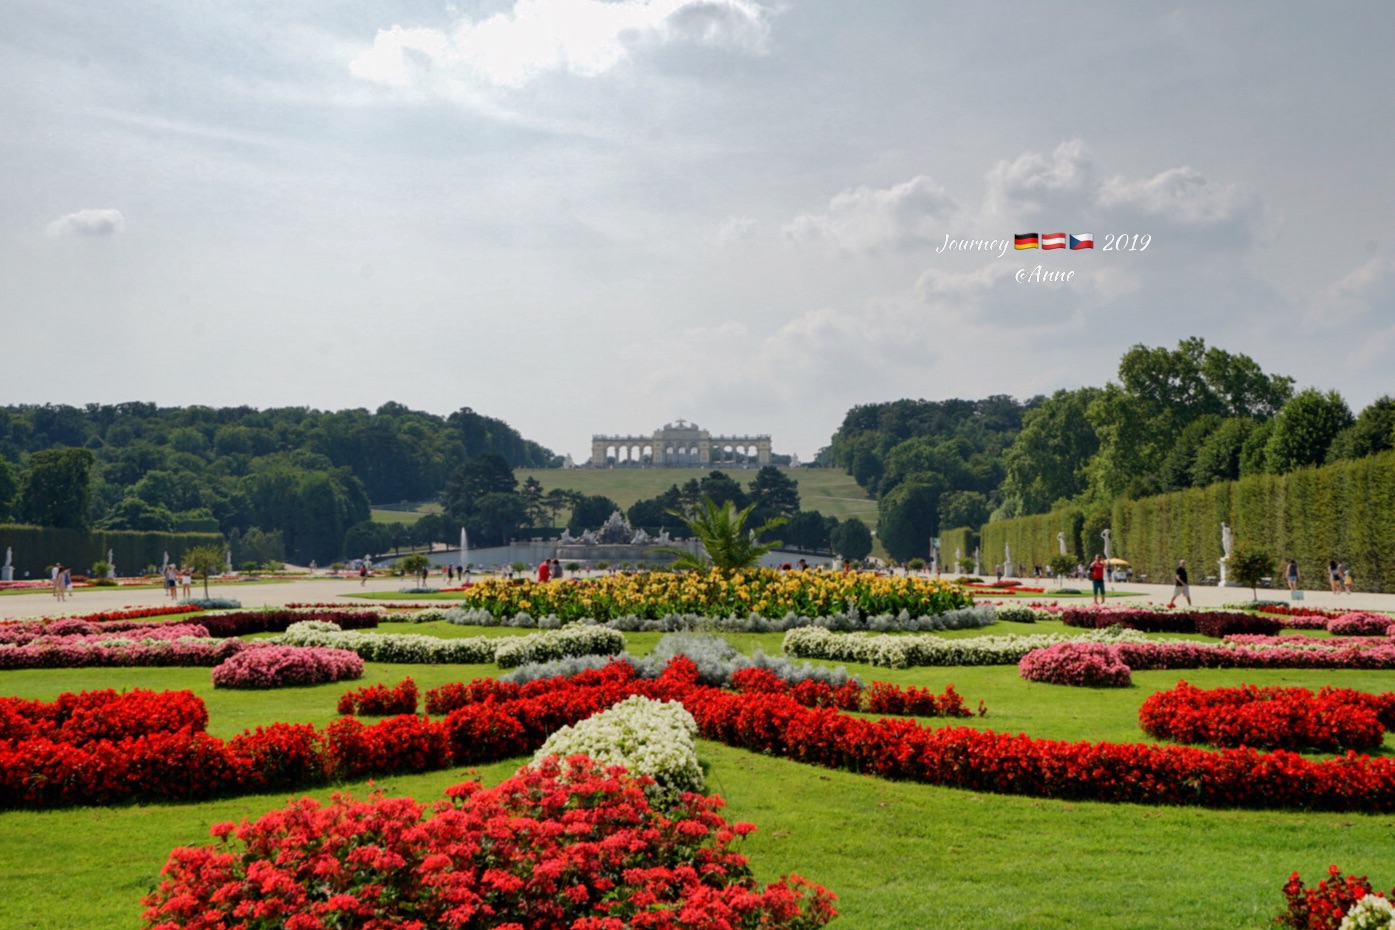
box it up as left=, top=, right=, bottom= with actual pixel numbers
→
left=492, top=625, right=626, bottom=669
left=272, top=621, right=624, bottom=667
left=782, top=625, right=1149, bottom=668
left=532, top=695, right=703, bottom=798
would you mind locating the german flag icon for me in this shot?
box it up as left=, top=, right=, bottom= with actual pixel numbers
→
left=1014, top=233, right=1039, bottom=250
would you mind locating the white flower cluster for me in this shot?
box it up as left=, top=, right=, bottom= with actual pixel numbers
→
left=782, top=626, right=1149, bottom=669
left=273, top=621, right=624, bottom=667
left=532, top=695, right=703, bottom=798
left=1341, top=895, right=1395, bottom=930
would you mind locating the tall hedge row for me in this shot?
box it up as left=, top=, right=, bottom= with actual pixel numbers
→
left=0, top=524, right=223, bottom=578
left=976, top=450, right=1395, bottom=592
left=978, top=509, right=1089, bottom=575
left=939, top=527, right=977, bottom=569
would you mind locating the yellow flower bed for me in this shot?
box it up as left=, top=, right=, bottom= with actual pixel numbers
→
left=457, top=569, right=972, bottom=622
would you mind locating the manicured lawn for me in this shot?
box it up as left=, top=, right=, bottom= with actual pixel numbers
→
left=3, top=623, right=1395, bottom=928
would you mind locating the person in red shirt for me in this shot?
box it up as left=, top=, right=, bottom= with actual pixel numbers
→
left=537, top=559, right=550, bottom=583
left=1089, top=555, right=1106, bottom=605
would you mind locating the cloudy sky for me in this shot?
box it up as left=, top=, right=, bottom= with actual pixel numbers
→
left=3, top=1, right=1393, bottom=461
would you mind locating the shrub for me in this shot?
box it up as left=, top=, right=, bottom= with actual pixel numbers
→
left=336, top=678, right=419, bottom=715
left=1018, top=643, right=1132, bottom=687
left=1276, top=866, right=1393, bottom=929
left=995, top=605, right=1039, bottom=623
left=211, top=645, right=363, bottom=689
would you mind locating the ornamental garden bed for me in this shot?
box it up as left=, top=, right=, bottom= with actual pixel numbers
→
left=3, top=605, right=1395, bottom=929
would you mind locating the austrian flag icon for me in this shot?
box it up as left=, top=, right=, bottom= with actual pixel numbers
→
left=1041, top=232, right=1066, bottom=250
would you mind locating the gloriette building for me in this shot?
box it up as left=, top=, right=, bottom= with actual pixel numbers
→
left=590, top=420, right=772, bottom=467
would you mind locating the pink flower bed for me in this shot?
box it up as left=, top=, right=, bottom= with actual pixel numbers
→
left=1018, top=642, right=1132, bottom=687
left=0, top=637, right=248, bottom=670
left=0, top=621, right=211, bottom=646
left=211, top=645, right=363, bottom=689
left=1327, top=612, right=1395, bottom=636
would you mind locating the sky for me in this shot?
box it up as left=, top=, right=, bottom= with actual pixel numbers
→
left=3, top=1, right=1393, bottom=462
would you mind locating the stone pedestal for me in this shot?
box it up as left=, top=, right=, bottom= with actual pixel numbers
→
left=1, top=567, right=11, bottom=582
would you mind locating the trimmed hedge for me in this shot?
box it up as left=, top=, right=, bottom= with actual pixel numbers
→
left=0, top=524, right=222, bottom=579
left=974, top=449, right=1395, bottom=592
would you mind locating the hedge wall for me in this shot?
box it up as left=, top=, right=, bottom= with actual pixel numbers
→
left=939, top=526, right=977, bottom=570
left=974, top=450, right=1395, bottom=592
left=0, top=525, right=224, bottom=579
left=1111, top=450, right=1395, bottom=593
left=978, top=509, right=1088, bottom=576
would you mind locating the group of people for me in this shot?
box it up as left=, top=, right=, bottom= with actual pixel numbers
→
left=1327, top=560, right=1354, bottom=594
left=162, top=564, right=192, bottom=600
left=50, top=563, right=72, bottom=600
left=536, top=559, right=565, bottom=582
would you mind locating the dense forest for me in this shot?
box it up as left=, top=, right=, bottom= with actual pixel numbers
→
left=819, top=338, right=1395, bottom=562
left=0, top=402, right=558, bottom=564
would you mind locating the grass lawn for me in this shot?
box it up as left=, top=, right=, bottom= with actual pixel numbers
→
left=3, top=623, right=1395, bottom=928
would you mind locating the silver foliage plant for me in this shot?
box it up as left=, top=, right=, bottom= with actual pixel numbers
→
left=501, top=632, right=859, bottom=689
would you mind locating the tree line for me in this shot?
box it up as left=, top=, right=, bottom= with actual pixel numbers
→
left=822, top=338, right=1395, bottom=563
left=0, top=402, right=558, bottom=565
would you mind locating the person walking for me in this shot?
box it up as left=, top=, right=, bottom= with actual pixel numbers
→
left=51, top=563, right=62, bottom=600
left=1329, top=560, right=1342, bottom=595
left=179, top=566, right=192, bottom=600
left=1089, top=554, right=1106, bottom=606
left=1285, top=559, right=1299, bottom=592
left=1167, top=559, right=1192, bottom=608
left=1342, top=562, right=1353, bottom=594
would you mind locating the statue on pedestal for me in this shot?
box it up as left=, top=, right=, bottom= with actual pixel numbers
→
left=1219, top=522, right=1234, bottom=586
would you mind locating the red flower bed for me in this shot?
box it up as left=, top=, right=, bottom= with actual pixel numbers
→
left=60, top=605, right=203, bottom=623
left=1139, top=682, right=1387, bottom=752
left=195, top=609, right=381, bottom=638
left=1276, top=865, right=1394, bottom=929
left=12, top=658, right=1395, bottom=813
left=337, top=677, right=419, bottom=715
left=1060, top=606, right=1281, bottom=637
left=0, top=689, right=208, bottom=743
left=141, top=755, right=837, bottom=930
left=1018, top=643, right=1133, bottom=687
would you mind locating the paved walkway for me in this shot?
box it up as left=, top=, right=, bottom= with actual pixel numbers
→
left=2, top=573, right=1391, bottom=622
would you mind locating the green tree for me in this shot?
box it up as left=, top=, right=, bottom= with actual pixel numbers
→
left=878, top=479, right=944, bottom=562
left=628, top=485, right=683, bottom=531
left=567, top=494, right=623, bottom=534
left=747, top=466, right=800, bottom=525
left=1326, top=396, right=1395, bottom=462
left=656, top=497, right=785, bottom=575
left=1190, top=417, right=1258, bottom=486
left=1229, top=546, right=1276, bottom=601
left=182, top=544, right=227, bottom=599
left=0, top=458, right=21, bottom=522
left=468, top=492, right=529, bottom=547
left=1000, top=388, right=1102, bottom=515
left=443, top=453, right=517, bottom=524
left=938, top=490, right=989, bottom=534
left=698, top=471, right=748, bottom=510
left=1264, top=389, right=1354, bottom=473
left=18, top=447, right=95, bottom=530
left=98, top=496, right=176, bottom=532
left=343, top=521, right=391, bottom=560
left=783, top=511, right=836, bottom=552
left=829, top=518, right=873, bottom=561
left=395, top=552, right=432, bottom=581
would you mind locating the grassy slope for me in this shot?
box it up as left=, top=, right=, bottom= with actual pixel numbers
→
left=3, top=621, right=1395, bottom=928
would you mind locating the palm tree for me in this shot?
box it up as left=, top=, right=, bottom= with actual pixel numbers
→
left=655, top=497, right=786, bottom=574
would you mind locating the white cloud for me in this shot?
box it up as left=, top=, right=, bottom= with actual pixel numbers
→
left=45, top=209, right=125, bottom=237
left=350, top=0, right=770, bottom=91
left=984, top=139, right=1093, bottom=215
left=783, top=175, right=956, bottom=253
left=714, top=214, right=757, bottom=244
left=1097, top=165, right=1249, bottom=225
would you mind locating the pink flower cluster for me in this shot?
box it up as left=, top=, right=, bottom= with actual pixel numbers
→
left=0, top=636, right=248, bottom=670
left=1327, top=612, right=1395, bottom=636
left=1018, top=642, right=1133, bottom=687
left=0, top=619, right=209, bottom=645
left=211, top=646, right=363, bottom=689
